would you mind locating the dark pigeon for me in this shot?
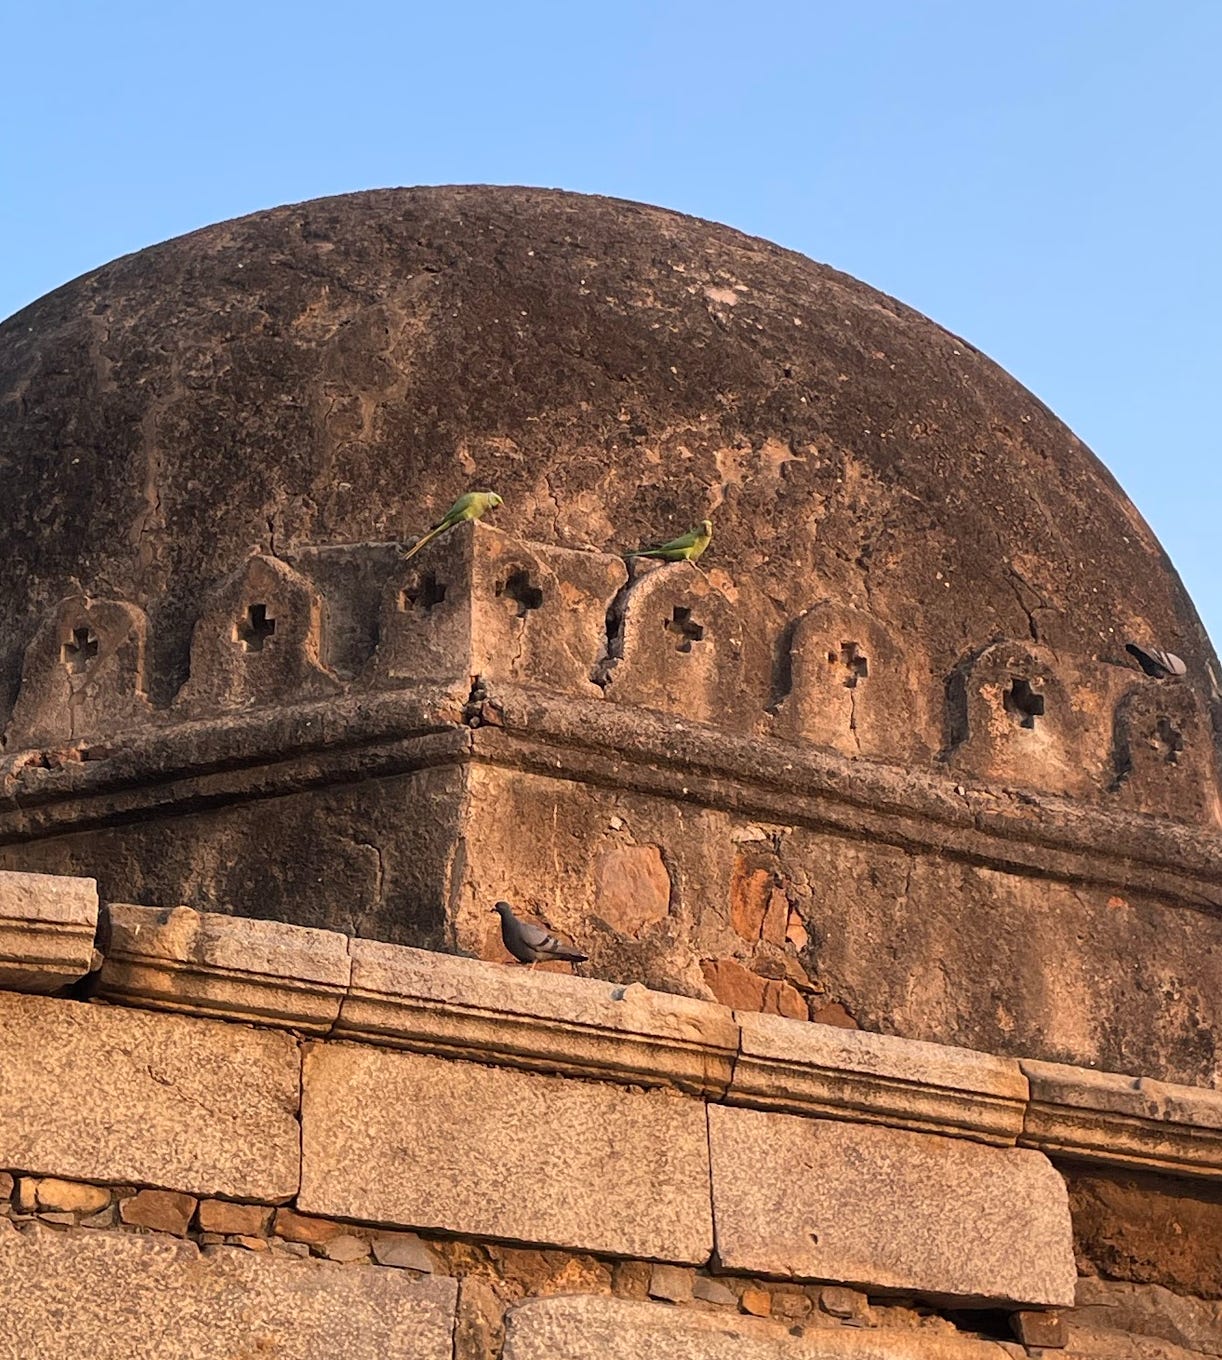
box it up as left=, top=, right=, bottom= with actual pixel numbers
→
left=491, top=901, right=588, bottom=965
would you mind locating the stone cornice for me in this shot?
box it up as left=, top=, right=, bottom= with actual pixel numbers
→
left=1, top=885, right=1207, bottom=1182
left=1, top=683, right=1219, bottom=910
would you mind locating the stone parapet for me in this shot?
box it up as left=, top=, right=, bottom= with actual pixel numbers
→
left=1020, top=1058, right=1222, bottom=1180
left=0, top=869, right=98, bottom=992
left=98, top=901, right=351, bottom=1033
left=728, top=1011, right=1028, bottom=1146
left=337, top=938, right=737, bottom=1095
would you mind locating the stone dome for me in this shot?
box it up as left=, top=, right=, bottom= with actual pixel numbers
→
left=2, top=186, right=1217, bottom=816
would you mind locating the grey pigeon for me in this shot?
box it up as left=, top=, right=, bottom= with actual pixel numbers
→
left=1126, top=642, right=1187, bottom=679
left=491, top=901, right=588, bottom=965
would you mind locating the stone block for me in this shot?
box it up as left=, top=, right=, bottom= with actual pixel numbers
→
left=370, top=521, right=625, bottom=696
left=320, top=1234, right=370, bottom=1262
left=692, top=1276, right=736, bottom=1307
left=1010, top=1309, right=1067, bottom=1348
left=336, top=939, right=737, bottom=1096
left=944, top=640, right=1106, bottom=796
left=600, top=561, right=759, bottom=725
left=5, top=596, right=152, bottom=749
left=274, top=1207, right=346, bottom=1247
left=371, top=1231, right=437, bottom=1271
left=772, top=603, right=935, bottom=762
left=98, top=901, right=351, bottom=1032
left=119, top=1188, right=197, bottom=1236
left=503, top=1293, right=1014, bottom=1358
left=1020, top=1057, right=1222, bottom=1179
left=0, top=869, right=99, bottom=993
left=174, top=553, right=341, bottom=715
left=300, top=1043, right=713, bottom=1263
left=0, top=1218, right=457, bottom=1359
left=701, top=958, right=807, bottom=1020
left=33, top=1178, right=110, bottom=1215
left=1112, top=681, right=1218, bottom=822
left=729, top=1011, right=1028, bottom=1145
left=1071, top=1278, right=1222, bottom=1356
left=0, top=990, right=299, bottom=1201
left=196, top=1199, right=272, bottom=1236
left=648, top=1263, right=693, bottom=1302
left=709, top=1104, right=1075, bottom=1307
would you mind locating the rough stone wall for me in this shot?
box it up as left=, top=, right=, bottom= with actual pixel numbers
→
left=1, top=870, right=1220, bottom=1357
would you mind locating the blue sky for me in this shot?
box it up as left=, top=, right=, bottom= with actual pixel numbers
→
left=3, top=1, right=1218, bottom=646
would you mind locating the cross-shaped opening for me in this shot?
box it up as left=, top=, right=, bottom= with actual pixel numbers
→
left=496, top=569, right=544, bottom=619
left=1004, top=677, right=1045, bottom=730
left=1154, top=715, right=1184, bottom=765
left=61, top=626, right=98, bottom=675
left=664, top=605, right=705, bottom=654
left=400, top=572, right=447, bottom=612
left=235, top=603, right=276, bottom=653
left=835, top=641, right=868, bottom=688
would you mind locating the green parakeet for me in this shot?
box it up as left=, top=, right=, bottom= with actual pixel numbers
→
left=625, top=518, right=713, bottom=563
left=401, top=490, right=503, bottom=563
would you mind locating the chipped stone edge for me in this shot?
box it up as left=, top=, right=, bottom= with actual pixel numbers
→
left=1019, top=1057, right=1222, bottom=1180
left=3, top=892, right=1220, bottom=1179
left=0, top=870, right=99, bottom=994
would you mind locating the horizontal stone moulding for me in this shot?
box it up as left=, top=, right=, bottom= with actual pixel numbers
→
left=336, top=937, right=738, bottom=1097
left=1019, top=1057, right=1222, bottom=1180
left=97, top=901, right=352, bottom=1034
left=0, top=869, right=99, bottom=993
left=727, top=1011, right=1029, bottom=1146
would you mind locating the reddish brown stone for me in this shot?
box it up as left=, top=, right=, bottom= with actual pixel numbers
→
left=593, top=845, right=670, bottom=937
left=1010, top=1309, right=1067, bottom=1348
left=0, top=1172, right=13, bottom=1201
left=740, top=1287, right=771, bottom=1317
left=118, top=1189, right=197, bottom=1236
left=197, top=1199, right=273, bottom=1237
left=700, top=959, right=806, bottom=1020
left=729, top=857, right=773, bottom=942
left=810, top=1001, right=860, bottom=1029
left=1065, top=1166, right=1222, bottom=1299
left=272, top=1207, right=346, bottom=1247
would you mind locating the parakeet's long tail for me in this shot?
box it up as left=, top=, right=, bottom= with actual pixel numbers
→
left=400, top=523, right=445, bottom=563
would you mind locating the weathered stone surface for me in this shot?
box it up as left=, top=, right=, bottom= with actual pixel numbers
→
left=1071, top=1278, right=1222, bottom=1355
left=741, top=1287, right=773, bottom=1316
left=455, top=1277, right=505, bottom=1360
left=274, top=1208, right=346, bottom=1247
left=730, top=1011, right=1028, bottom=1145
left=701, top=958, right=807, bottom=1019
left=319, top=1233, right=369, bottom=1262
left=593, top=844, right=671, bottom=937
left=371, top=1231, right=437, bottom=1271
left=0, top=991, right=299, bottom=1200
left=820, top=1286, right=868, bottom=1320
left=709, top=1104, right=1076, bottom=1306
left=98, top=900, right=351, bottom=1032
left=1021, top=1058, right=1222, bottom=1179
left=173, top=553, right=341, bottom=715
left=648, top=1263, right=694, bottom=1302
left=0, top=1171, right=12, bottom=1200
left=1065, top=1166, right=1222, bottom=1299
left=196, top=1199, right=272, bottom=1236
left=693, top=1276, right=737, bottom=1307
left=33, top=1178, right=110, bottom=1215
left=0, top=1218, right=457, bottom=1358
left=1011, top=1309, right=1068, bottom=1348
left=5, top=597, right=152, bottom=748
left=13, top=1177, right=36, bottom=1212
left=370, top=521, right=624, bottom=698
left=502, top=1293, right=1017, bottom=1358
left=337, top=939, right=737, bottom=1096
left=119, top=1188, right=197, bottom=1235
left=300, top=1043, right=713, bottom=1262
left=0, top=869, right=98, bottom=992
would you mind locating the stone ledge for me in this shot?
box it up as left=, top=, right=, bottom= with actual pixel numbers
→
left=0, top=869, right=98, bottom=993
left=727, top=1011, right=1028, bottom=1146
left=97, top=902, right=351, bottom=1033
left=336, top=938, right=737, bottom=1096
left=1020, top=1058, right=1222, bottom=1180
